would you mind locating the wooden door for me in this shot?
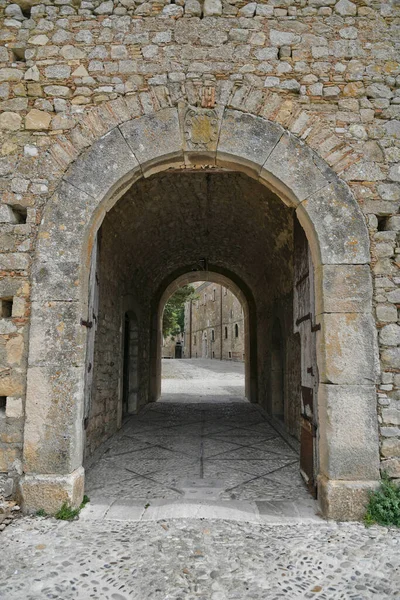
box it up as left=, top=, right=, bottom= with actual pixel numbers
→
left=83, top=236, right=99, bottom=432
left=293, top=218, right=319, bottom=497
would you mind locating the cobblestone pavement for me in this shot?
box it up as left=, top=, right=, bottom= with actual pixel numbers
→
left=86, top=359, right=310, bottom=511
left=1, top=517, right=399, bottom=600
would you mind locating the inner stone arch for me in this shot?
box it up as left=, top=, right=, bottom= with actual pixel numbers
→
left=21, top=109, right=380, bottom=519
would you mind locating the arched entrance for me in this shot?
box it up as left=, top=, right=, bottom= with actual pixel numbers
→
left=21, top=107, right=379, bottom=519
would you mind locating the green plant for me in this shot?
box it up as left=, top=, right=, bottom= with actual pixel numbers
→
left=54, top=495, right=90, bottom=521
left=364, top=473, right=400, bottom=528
left=36, top=508, right=47, bottom=517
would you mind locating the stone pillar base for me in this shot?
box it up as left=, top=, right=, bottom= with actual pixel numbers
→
left=18, top=467, right=85, bottom=515
left=318, top=476, right=380, bottom=521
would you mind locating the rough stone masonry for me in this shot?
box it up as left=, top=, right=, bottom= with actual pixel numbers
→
left=0, top=0, right=399, bottom=514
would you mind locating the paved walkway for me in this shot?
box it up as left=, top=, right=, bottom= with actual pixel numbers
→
left=2, top=360, right=400, bottom=599
left=1, top=518, right=400, bottom=599
left=85, top=359, right=314, bottom=522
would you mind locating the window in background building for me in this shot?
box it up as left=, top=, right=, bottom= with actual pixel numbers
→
left=235, top=324, right=239, bottom=338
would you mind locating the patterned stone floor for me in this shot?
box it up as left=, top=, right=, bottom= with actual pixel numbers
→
left=86, top=360, right=309, bottom=506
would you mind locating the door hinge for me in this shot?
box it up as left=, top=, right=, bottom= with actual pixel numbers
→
left=81, top=319, right=93, bottom=328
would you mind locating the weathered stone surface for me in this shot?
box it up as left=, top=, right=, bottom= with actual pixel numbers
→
left=0, top=205, right=19, bottom=223
left=64, top=127, right=140, bottom=201
left=318, top=478, right=378, bottom=521
left=318, top=384, right=380, bottom=480
left=335, top=0, right=357, bottom=16
left=203, top=0, right=222, bottom=16
left=0, top=68, right=23, bottom=82
left=23, top=366, right=84, bottom=474
left=315, top=264, right=372, bottom=314
left=19, top=467, right=84, bottom=514
left=120, top=109, right=183, bottom=176
left=381, top=347, right=400, bottom=370
left=380, top=458, right=400, bottom=478
left=28, top=301, right=85, bottom=367
left=5, top=397, right=23, bottom=419
left=382, top=406, right=400, bottom=426
left=25, top=109, right=51, bottom=130
left=0, top=112, right=22, bottom=131
left=262, top=132, right=332, bottom=206
left=217, top=110, right=283, bottom=178
left=379, top=324, right=400, bottom=347
left=376, top=304, right=398, bottom=323
left=318, top=313, right=379, bottom=385
left=381, top=438, right=400, bottom=458
left=298, top=179, right=370, bottom=265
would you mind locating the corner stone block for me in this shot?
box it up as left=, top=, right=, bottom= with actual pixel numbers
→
left=120, top=108, right=184, bottom=177
left=36, top=181, right=98, bottom=264
left=315, top=264, right=373, bottom=315
left=216, top=109, right=283, bottom=178
left=28, top=301, right=85, bottom=368
left=318, top=477, right=379, bottom=521
left=318, top=384, right=380, bottom=481
left=64, top=127, right=141, bottom=202
left=261, top=132, right=332, bottom=206
left=23, top=365, right=85, bottom=475
left=19, top=467, right=84, bottom=514
left=317, top=312, right=379, bottom=385
left=297, top=179, right=370, bottom=265
left=33, top=182, right=100, bottom=303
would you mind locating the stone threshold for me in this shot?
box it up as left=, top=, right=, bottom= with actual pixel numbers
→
left=80, top=497, right=323, bottom=524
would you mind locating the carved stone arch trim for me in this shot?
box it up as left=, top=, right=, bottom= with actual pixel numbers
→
left=22, top=105, right=380, bottom=519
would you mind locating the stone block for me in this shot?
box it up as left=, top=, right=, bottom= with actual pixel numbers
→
left=382, top=407, right=400, bottom=426
left=0, top=205, right=18, bottom=223
left=120, top=108, right=183, bottom=177
left=64, top=127, right=141, bottom=202
left=315, top=264, right=372, bottom=315
left=25, top=109, right=51, bottom=130
left=28, top=301, right=85, bottom=367
left=379, top=324, right=400, bottom=346
left=381, top=438, right=400, bottom=458
left=381, top=458, right=400, bottom=478
left=297, top=179, right=370, bottom=265
left=262, top=132, right=332, bottom=206
left=318, top=477, right=379, bottom=521
left=24, top=365, right=84, bottom=474
left=376, top=304, right=397, bottom=322
left=318, top=384, right=380, bottom=480
left=0, top=112, right=22, bottom=131
left=318, top=312, right=379, bottom=384
left=5, top=397, right=23, bottom=419
left=217, top=110, right=283, bottom=178
left=19, top=467, right=84, bottom=514
left=381, top=347, right=400, bottom=370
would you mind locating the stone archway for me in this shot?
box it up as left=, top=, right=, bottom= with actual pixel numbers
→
left=21, top=106, right=380, bottom=519
left=153, top=270, right=255, bottom=404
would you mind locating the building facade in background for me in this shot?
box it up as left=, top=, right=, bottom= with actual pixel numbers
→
left=183, top=282, right=244, bottom=362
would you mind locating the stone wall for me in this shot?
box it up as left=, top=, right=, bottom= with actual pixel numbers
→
left=0, top=0, right=399, bottom=487
left=183, top=281, right=245, bottom=361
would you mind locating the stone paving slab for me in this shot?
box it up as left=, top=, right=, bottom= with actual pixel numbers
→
left=1, top=517, right=399, bottom=600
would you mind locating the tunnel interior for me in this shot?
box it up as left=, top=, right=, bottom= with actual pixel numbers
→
left=84, top=169, right=308, bottom=478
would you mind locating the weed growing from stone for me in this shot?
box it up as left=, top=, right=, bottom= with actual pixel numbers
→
left=36, top=508, right=47, bottom=517
left=54, top=495, right=90, bottom=521
left=364, top=473, right=400, bottom=528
